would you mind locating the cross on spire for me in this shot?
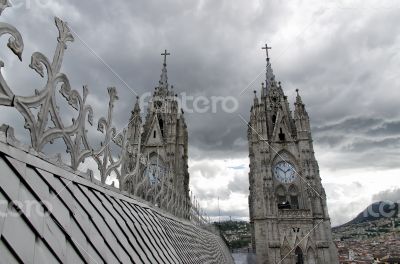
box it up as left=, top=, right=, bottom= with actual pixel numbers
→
left=262, top=43, right=272, bottom=60
left=161, top=49, right=170, bottom=65
left=159, top=50, right=170, bottom=91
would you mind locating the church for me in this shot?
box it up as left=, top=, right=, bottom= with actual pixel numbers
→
left=247, top=45, right=339, bottom=264
left=121, top=50, right=190, bottom=208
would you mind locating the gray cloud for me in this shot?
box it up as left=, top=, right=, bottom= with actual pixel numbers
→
left=190, top=161, right=249, bottom=201
left=194, top=187, right=231, bottom=201
left=313, top=117, right=400, bottom=169
left=1, top=1, right=400, bottom=164
left=367, top=120, right=400, bottom=137
left=206, top=207, right=249, bottom=219
left=324, top=181, right=369, bottom=226
left=227, top=173, right=249, bottom=195
left=313, top=117, right=384, bottom=134
left=372, top=188, right=400, bottom=203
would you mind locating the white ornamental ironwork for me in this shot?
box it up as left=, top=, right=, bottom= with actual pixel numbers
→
left=0, top=3, right=210, bottom=226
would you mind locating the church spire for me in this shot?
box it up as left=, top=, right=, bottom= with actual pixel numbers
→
left=253, top=90, right=259, bottom=105
left=294, top=89, right=308, bottom=118
left=133, top=96, right=140, bottom=113
left=158, top=49, right=170, bottom=93
left=294, top=88, right=310, bottom=138
left=295, top=89, right=303, bottom=105
left=262, top=43, right=275, bottom=92
left=261, top=82, right=265, bottom=97
left=128, top=96, right=141, bottom=128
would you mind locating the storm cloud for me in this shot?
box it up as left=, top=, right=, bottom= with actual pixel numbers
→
left=373, top=188, right=400, bottom=203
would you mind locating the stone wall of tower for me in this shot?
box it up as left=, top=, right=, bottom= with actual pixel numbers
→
left=248, top=56, right=339, bottom=264
left=123, top=57, right=190, bottom=202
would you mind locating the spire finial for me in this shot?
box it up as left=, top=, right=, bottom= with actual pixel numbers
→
left=261, top=82, right=266, bottom=97
left=295, top=88, right=303, bottom=105
left=158, top=49, right=170, bottom=92
left=253, top=90, right=258, bottom=104
left=262, top=43, right=272, bottom=61
left=161, top=49, right=170, bottom=65
left=133, top=95, right=140, bottom=113
left=263, top=43, right=275, bottom=91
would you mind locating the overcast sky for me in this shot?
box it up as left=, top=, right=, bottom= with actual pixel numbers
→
left=0, top=0, right=400, bottom=226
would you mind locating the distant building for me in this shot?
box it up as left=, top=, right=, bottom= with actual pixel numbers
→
left=378, top=255, right=400, bottom=264
left=349, top=249, right=355, bottom=261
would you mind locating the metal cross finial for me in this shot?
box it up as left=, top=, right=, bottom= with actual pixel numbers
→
left=262, top=43, right=272, bottom=60
left=161, top=49, right=170, bottom=65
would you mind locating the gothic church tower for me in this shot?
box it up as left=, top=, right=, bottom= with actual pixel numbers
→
left=248, top=45, right=339, bottom=264
left=123, top=50, right=189, bottom=203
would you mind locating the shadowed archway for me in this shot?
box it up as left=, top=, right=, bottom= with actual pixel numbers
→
left=295, top=246, right=304, bottom=264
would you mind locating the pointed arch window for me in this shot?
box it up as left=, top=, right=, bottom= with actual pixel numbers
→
left=295, top=247, right=304, bottom=264
left=272, top=114, right=276, bottom=125
left=276, top=184, right=300, bottom=209
left=279, top=128, right=286, bottom=141
left=289, top=185, right=299, bottom=209
left=306, top=248, right=316, bottom=264
left=158, top=117, right=164, bottom=137
left=276, top=186, right=289, bottom=209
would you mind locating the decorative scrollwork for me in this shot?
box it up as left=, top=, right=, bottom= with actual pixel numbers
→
left=92, top=87, right=126, bottom=183
left=0, top=6, right=211, bottom=225
left=0, top=9, right=120, bottom=180
left=0, top=22, right=23, bottom=61
left=0, top=0, right=11, bottom=15
left=9, top=16, right=95, bottom=173
left=0, top=5, right=24, bottom=105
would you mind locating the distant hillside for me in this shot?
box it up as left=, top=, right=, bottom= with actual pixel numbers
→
left=338, top=201, right=399, bottom=228
left=215, top=221, right=252, bottom=249
left=332, top=202, right=400, bottom=247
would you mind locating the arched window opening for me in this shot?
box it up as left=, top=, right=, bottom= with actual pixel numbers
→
left=295, top=247, right=304, bottom=264
left=279, top=128, right=286, bottom=141
left=291, top=195, right=299, bottom=209
left=276, top=186, right=289, bottom=209
left=307, top=248, right=316, bottom=264
left=272, top=115, right=276, bottom=124
left=158, top=117, right=164, bottom=137
left=278, top=195, right=286, bottom=204
left=153, top=130, right=156, bottom=138
left=289, top=185, right=299, bottom=209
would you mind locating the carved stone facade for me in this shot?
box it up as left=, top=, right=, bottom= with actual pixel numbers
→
left=248, top=49, right=339, bottom=264
left=122, top=52, right=190, bottom=204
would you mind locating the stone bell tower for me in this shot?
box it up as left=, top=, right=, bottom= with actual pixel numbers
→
left=123, top=50, right=189, bottom=199
left=247, top=44, right=338, bottom=264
